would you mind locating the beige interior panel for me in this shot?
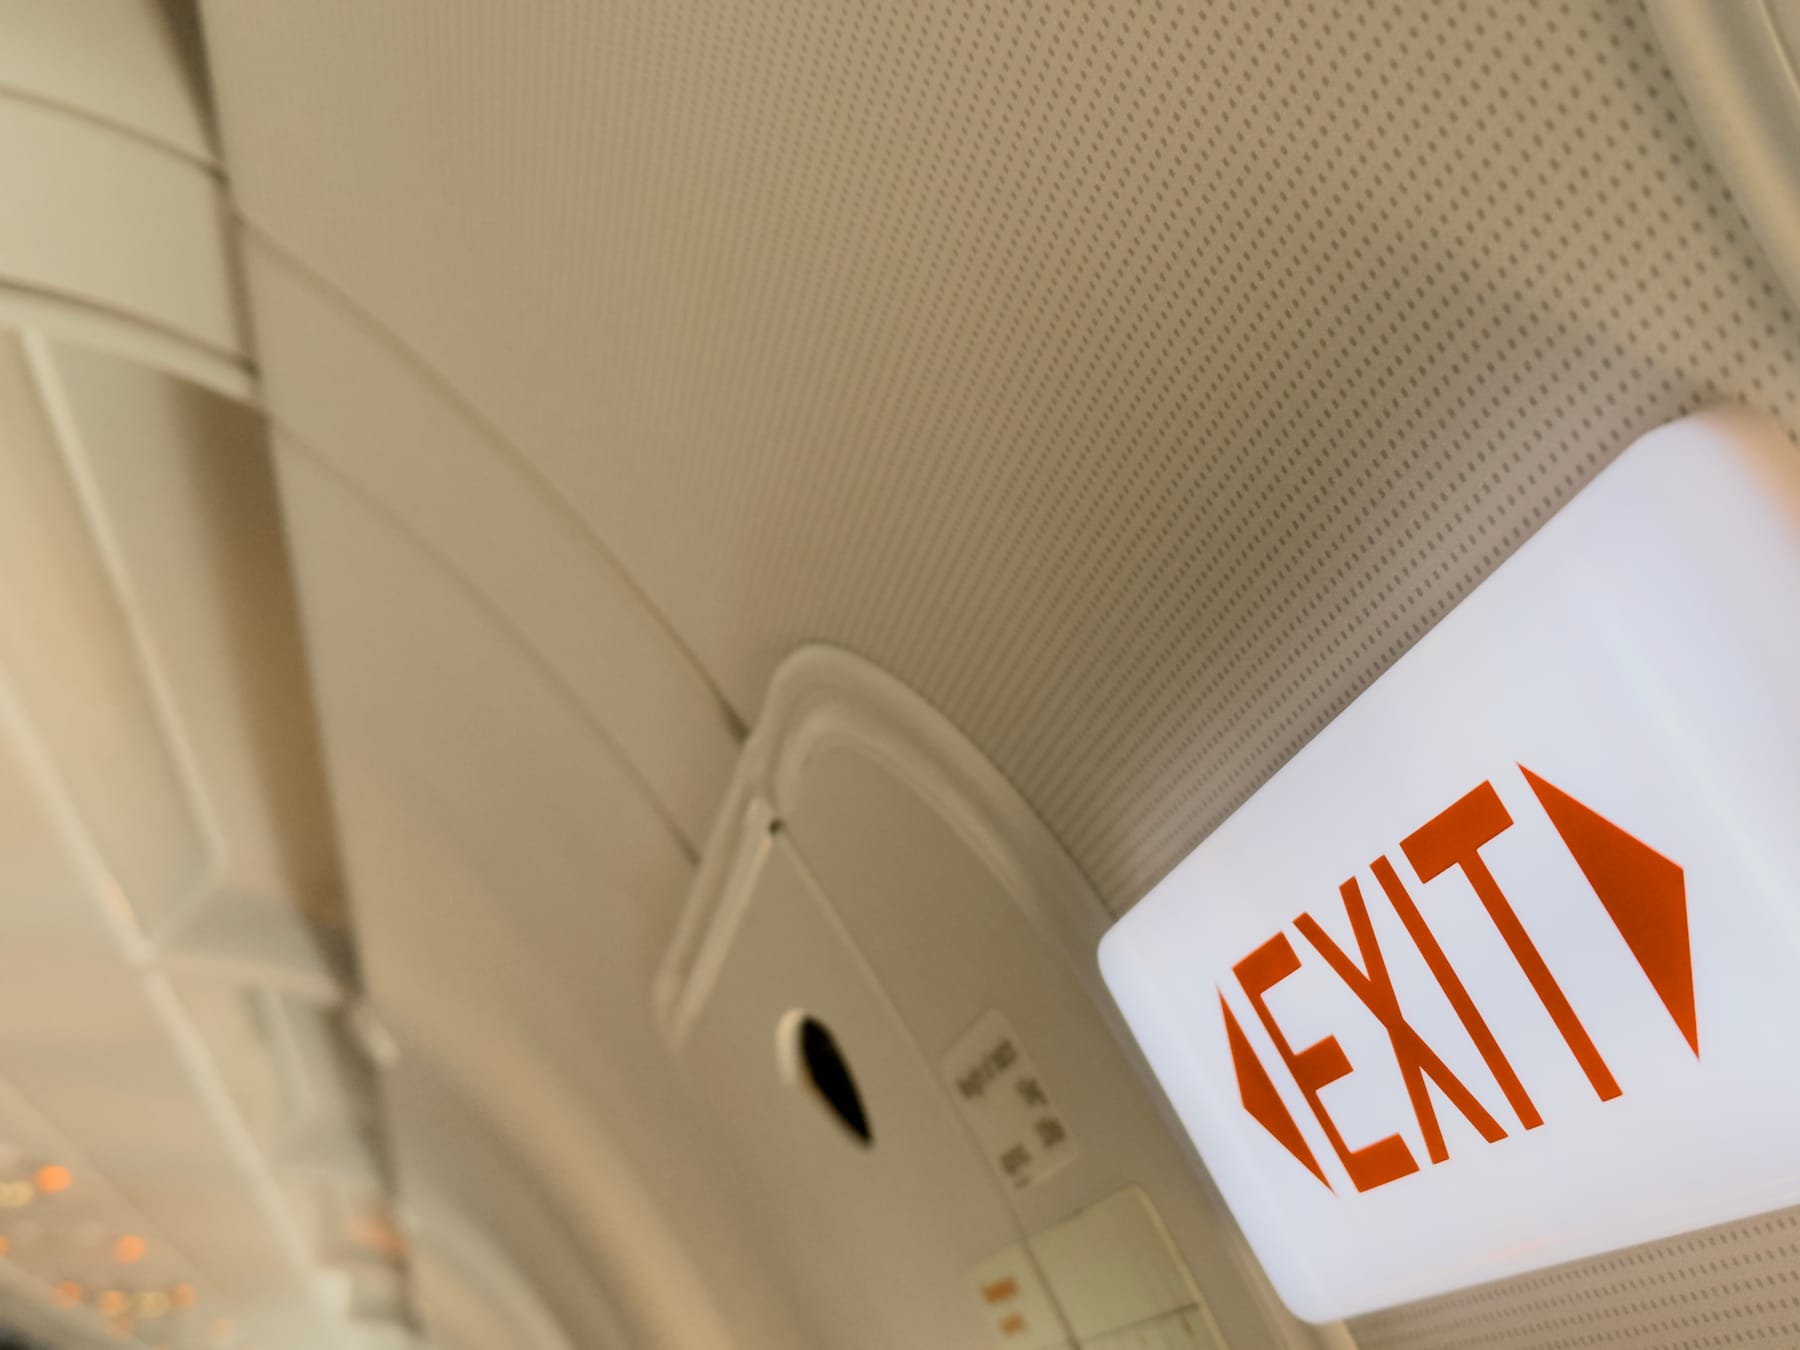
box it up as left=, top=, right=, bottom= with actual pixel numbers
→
left=0, top=0, right=214, bottom=162
left=179, top=2, right=1800, bottom=1345
left=0, top=95, right=239, bottom=353
left=205, top=1, right=1799, bottom=920
left=49, top=341, right=341, bottom=924
left=0, top=335, right=377, bottom=1349
left=381, top=1063, right=631, bottom=1350
left=243, top=244, right=742, bottom=855
left=272, top=444, right=819, bottom=1350
left=1650, top=0, right=1800, bottom=311
left=0, top=335, right=209, bottom=936
left=1351, top=1207, right=1800, bottom=1350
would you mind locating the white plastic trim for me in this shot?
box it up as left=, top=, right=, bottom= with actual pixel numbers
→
left=654, top=645, right=1336, bottom=1350
left=657, top=646, right=1115, bottom=1035
left=1650, top=0, right=1800, bottom=308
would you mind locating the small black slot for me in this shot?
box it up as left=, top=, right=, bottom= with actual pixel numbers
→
left=797, top=1016, right=873, bottom=1147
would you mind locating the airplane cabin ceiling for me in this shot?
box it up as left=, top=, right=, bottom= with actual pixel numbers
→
left=1, top=2, right=1790, bottom=1347
left=191, top=2, right=1800, bottom=1346
left=199, top=0, right=1800, bottom=912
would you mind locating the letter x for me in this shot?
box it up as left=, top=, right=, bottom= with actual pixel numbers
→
left=1296, top=879, right=1507, bottom=1164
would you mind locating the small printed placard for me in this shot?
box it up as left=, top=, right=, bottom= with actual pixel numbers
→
left=942, top=1009, right=1077, bottom=1192
left=1028, top=1187, right=1223, bottom=1349
left=967, top=1245, right=1072, bottom=1349
left=967, top=1189, right=1223, bottom=1349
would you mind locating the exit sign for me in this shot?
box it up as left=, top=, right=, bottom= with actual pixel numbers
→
left=1101, top=411, right=1800, bottom=1323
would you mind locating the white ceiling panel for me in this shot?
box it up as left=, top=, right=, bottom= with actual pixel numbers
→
left=190, top=3, right=1800, bottom=1345
left=271, top=443, right=824, bottom=1350
left=0, top=0, right=214, bottom=163
left=0, top=99, right=239, bottom=355
left=203, top=0, right=1800, bottom=915
left=242, top=244, right=741, bottom=856
left=0, top=329, right=415, bottom=1348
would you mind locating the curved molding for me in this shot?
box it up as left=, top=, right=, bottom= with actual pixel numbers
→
left=388, top=1029, right=723, bottom=1350
left=0, top=0, right=215, bottom=165
left=656, top=644, right=1115, bottom=1039
left=246, top=242, right=742, bottom=853
left=0, top=283, right=254, bottom=402
left=406, top=1199, right=581, bottom=1350
left=1650, top=0, right=1800, bottom=307
left=0, top=95, right=244, bottom=357
left=652, top=644, right=1326, bottom=1350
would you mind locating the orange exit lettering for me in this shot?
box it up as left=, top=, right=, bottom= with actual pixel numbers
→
left=1222, top=767, right=1695, bottom=1193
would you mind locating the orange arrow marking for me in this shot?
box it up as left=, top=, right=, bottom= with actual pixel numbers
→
left=1221, top=992, right=1331, bottom=1189
left=1522, top=767, right=1697, bottom=1056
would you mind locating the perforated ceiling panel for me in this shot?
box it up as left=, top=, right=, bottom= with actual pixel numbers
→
left=202, top=0, right=1800, bottom=912
left=195, top=2, right=1800, bottom=1345
left=1352, top=1208, right=1800, bottom=1350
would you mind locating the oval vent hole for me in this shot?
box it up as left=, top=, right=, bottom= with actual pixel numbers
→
left=794, top=1015, right=872, bottom=1147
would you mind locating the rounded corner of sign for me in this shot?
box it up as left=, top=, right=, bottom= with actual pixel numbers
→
left=1630, top=404, right=1795, bottom=475
left=1257, top=1259, right=1342, bottom=1328
left=1681, top=403, right=1786, bottom=442
left=1095, top=920, right=1136, bottom=993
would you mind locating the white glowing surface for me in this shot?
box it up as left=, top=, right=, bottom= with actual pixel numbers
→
left=1101, top=411, right=1800, bottom=1322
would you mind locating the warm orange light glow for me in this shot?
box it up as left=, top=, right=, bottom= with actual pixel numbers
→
left=0, top=1235, right=8, bottom=1259
left=32, top=1164, right=71, bottom=1194
left=114, top=1233, right=146, bottom=1263
left=97, top=1289, right=128, bottom=1317
left=52, top=1280, right=81, bottom=1308
left=345, top=1212, right=408, bottom=1258
left=135, top=1289, right=171, bottom=1319
left=169, top=1282, right=198, bottom=1309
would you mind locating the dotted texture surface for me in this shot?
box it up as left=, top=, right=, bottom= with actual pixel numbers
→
left=1352, top=1208, right=1800, bottom=1349
left=198, top=4, right=1800, bottom=1341
left=202, top=0, right=1800, bottom=913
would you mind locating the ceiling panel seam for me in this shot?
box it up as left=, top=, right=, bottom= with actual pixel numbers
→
left=0, top=284, right=254, bottom=399
left=0, top=81, right=219, bottom=170
left=237, top=221, right=749, bottom=743
left=267, top=423, right=705, bottom=865
left=0, top=665, right=321, bottom=1314
left=20, top=331, right=230, bottom=939
left=0, top=276, right=249, bottom=368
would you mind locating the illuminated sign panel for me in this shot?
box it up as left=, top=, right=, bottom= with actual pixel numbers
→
left=1100, top=411, right=1800, bottom=1322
